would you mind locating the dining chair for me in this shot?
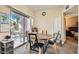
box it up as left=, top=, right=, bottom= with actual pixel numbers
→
left=32, top=27, right=38, bottom=33
left=28, top=33, right=45, bottom=54
left=48, top=31, right=62, bottom=53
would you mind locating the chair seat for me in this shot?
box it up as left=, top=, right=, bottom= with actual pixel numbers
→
left=48, top=40, right=54, bottom=45
left=48, top=40, right=62, bottom=46
left=32, top=43, right=44, bottom=49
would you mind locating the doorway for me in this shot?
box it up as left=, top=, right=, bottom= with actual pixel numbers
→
left=64, top=5, right=78, bottom=53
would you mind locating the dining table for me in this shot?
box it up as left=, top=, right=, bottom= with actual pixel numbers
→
left=28, top=32, right=53, bottom=53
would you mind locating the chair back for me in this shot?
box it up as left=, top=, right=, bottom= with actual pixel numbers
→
left=53, top=31, right=61, bottom=44
left=32, top=27, right=38, bottom=33
left=42, top=30, right=47, bottom=35
left=28, top=33, right=38, bottom=48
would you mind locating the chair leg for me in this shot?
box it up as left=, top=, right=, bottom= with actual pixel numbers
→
left=29, top=46, right=32, bottom=53
left=27, top=43, right=32, bottom=53
left=38, top=47, right=42, bottom=54
left=43, top=47, right=45, bottom=54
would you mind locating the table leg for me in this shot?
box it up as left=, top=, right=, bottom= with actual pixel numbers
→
left=43, top=41, right=49, bottom=54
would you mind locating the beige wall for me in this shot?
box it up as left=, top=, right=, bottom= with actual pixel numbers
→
left=65, top=16, right=78, bottom=30
left=33, top=8, right=67, bottom=44
left=34, top=8, right=63, bottom=34
left=0, top=6, right=10, bottom=40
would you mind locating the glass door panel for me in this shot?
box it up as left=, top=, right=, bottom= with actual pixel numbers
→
left=10, top=11, right=25, bottom=48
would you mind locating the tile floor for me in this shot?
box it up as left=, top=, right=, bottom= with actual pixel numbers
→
left=14, top=37, right=78, bottom=54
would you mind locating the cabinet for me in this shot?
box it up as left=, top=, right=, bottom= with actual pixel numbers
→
left=0, top=39, right=14, bottom=54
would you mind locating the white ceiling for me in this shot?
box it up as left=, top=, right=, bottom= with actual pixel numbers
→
left=26, top=5, right=78, bottom=16
left=27, top=5, right=64, bottom=11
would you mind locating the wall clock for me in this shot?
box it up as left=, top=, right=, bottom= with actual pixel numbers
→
left=42, top=12, right=46, bottom=16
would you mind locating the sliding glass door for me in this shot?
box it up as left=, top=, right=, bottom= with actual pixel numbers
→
left=10, top=10, right=34, bottom=48
left=10, top=11, right=25, bottom=48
